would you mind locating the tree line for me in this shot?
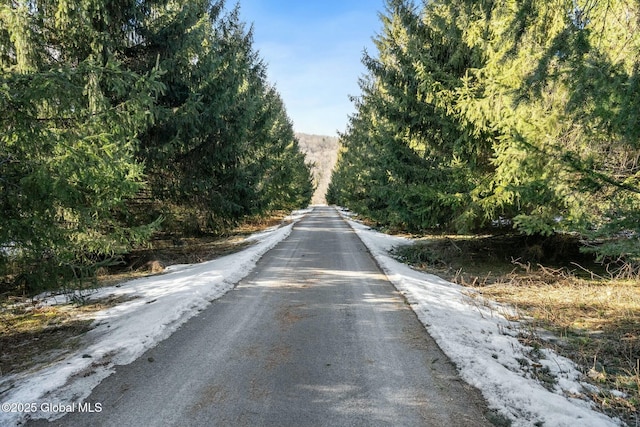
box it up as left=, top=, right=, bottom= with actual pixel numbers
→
left=0, top=0, right=313, bottom=293
left=328, top=0, right=640, bottom=263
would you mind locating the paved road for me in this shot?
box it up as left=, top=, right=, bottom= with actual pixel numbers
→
left=32, top=206, right=492, bottom=426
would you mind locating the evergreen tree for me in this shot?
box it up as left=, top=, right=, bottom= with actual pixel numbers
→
left=454, top=0, right=640, bottom=258
left=330, top=0, right=490, bottom=231
left=330, top=0, right=640, bottom=262
left=1, top=0, right=312, bottom=292
left=1, top=0, right=163, bottom=292
left=245, top=86, right=314, bottom=213
left=131, top=1, right=312, bottom=233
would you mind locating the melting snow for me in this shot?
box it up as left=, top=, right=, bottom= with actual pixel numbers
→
left=0, top=207, right=622, bottom=426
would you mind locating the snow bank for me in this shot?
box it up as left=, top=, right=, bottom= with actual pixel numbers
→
left=0, top=206, right=622, bottom=427
left=345, top=214, right=621, bottom=427
left=0, top=209, right=311, bottom=426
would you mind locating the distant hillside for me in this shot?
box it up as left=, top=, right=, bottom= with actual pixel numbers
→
left=296, top=133, right=340, bottom=205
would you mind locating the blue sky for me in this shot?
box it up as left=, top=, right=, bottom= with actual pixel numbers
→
left=237, top=1, right=386, bottom=136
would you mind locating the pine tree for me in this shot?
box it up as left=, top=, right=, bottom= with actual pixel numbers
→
left=454, top=0, right=640, bottom=258
left=0, top=0, right=163, bottom=292
left=330, top=0, right=490, bottom=231
left=330, top=0, right=640, bottom=262
left=0, top=0, right=317, bottom=294
left=132, top=2, right=312, bottom=233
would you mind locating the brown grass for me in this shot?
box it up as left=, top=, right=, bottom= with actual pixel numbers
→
left=394, top=234, right=640, bottom=425
left=0, top=296, right=129, bottom=376
left=0, top=211, right=293, bottom=379
left=102, top=210, right=292, bottom=280
left=479, top=274, right=640, bottom=418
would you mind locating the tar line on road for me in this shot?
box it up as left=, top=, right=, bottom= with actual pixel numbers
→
left=30, top=206, right=493, bottom=426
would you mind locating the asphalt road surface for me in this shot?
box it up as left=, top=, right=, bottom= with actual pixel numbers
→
left=31, top=206, right=493, bottom=426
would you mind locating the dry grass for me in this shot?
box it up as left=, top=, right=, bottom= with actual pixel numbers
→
left=394, top=235, right=640, bottom=425
left=480, top=273, right=640, bottom=418
left=0, top=211, right=293, bottom=379
left=0, top=296, right=129, bottom=377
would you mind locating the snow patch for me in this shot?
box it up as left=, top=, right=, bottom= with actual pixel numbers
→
left=0, top=209, right=310, bottom=426
left=344, top=213, right=621, bottom=427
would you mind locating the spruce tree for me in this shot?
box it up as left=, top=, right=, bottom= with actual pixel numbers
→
left=131, top=1, right=312, bottom=233
left=330, top=0, right=640, bottom=262
left=1, top=0, right=163, bottom=292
